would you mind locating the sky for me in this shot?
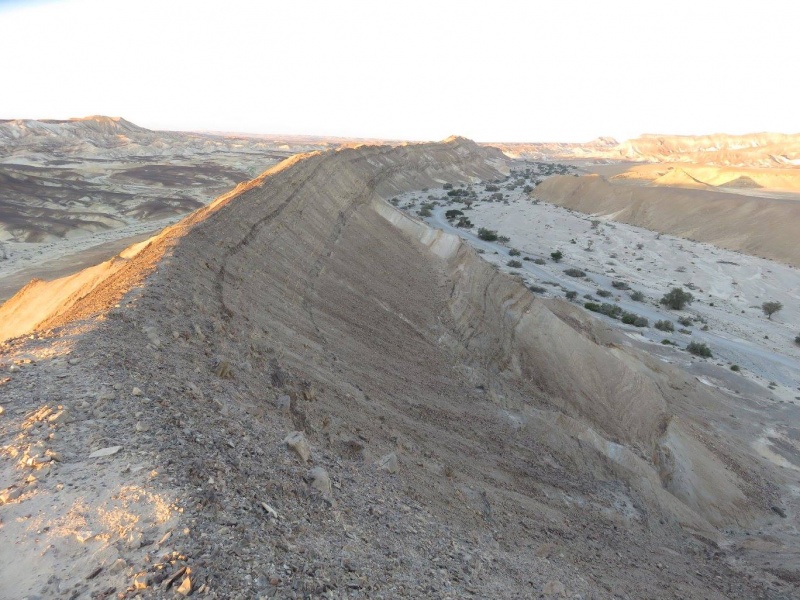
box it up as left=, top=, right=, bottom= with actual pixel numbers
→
left=1, top=0, right=798, bottom=142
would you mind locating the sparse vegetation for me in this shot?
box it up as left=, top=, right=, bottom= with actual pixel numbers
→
left=507, top=259, right=522, bottom=268
left=533, top=258, right=546, bottom=265
left=629, top=290, right=645, bottom=302
left=678, top=316, right=693, bottom=327
left=565, top=290, right=578, bottom=300
left=508, top=248, right=521, bottom=256
left=445, top=209, right=464, bottom=220
left=596, top=289, right=612, bottom=298
left=730, top=365, right=740, bottom=372
left=563, top=268, right=586, bottom=278
left=654, top=320, right=674, bottom=332
left=761, top=301, right=783, bottom=320
left=497, top=235, right=510, bottom=244
left=418, top=207, right=432, bottom=217
left=611, top=281, right=630, bottom=290
left=477, top=228, right=498, bottom=241
left=529, top=285, right=547, bottom=293
left=687, top=341, right=712, bottom=358
left=660, top=287, right=694, bottom=310
left=550, top=250, right=563, bottom=262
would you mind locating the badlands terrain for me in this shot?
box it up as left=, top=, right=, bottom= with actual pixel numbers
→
left=0, top=131, right=798, bottom=599
left=0, top=117, right=349, bottom=300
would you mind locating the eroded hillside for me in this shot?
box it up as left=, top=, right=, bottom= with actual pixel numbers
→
left=491, top=132, right=800, bottom=168
left=0, top=139, right=796, bottom=599
left=535, top=174, right=800, bottom=267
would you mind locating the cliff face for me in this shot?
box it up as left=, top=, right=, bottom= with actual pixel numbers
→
left=0, top=139, right=778, bottom=598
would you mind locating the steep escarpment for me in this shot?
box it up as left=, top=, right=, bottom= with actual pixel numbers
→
left=535, top=174, right=800, bottom=267
left=0, top=139, right=787, bottom=598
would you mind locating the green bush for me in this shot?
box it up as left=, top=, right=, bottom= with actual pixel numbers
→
left=507, top=259, right=523, bottom=268
left=497, top=235, right=510, bottom=243
left=633, top=316, right=648, bottom=327
left=445, top=209, right=464, bottom=219
left=596, top=289, right=612, bottom=298
left=621, top=312, right=637, bottom=325
left=598, top=303, right=623, bottom=318
left=529, top=285, right=547, bottom=293
left=660, top=287, right=694, bottom=310
left=564, top=268, right=586, bottom=278
left=584, top=302, right=601, bottom=312
left=508, top=248, right=521, bottom=256
left=477, top=228, right=498, bottom=241
left=418, top=207, right=432, bottom=217
left=795, top=334, right=800, bottom=346
left=565, top=291, right=578, bottom=300
left=678, top=316, right=693, bottom=327
left=550, top=250, right=563, bottom=262
left=730, top=365, right=740, bottom=372
left=611, top=281, right=630, bottom=290
left=654, top=320, right=674, bottom=332
left=533, top=258, right=546, bottom=265
left=629, top=290, right=645, bottom=302
left=687, top=341, right=712, bottom=358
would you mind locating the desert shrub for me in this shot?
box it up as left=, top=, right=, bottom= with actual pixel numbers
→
left=621, top=312, right=637, bottom=325
left=661, top=339, right=675, bottom=345
left=564, top=268, right=586, bottom=278
left=598, top=303, right=623, bottom=318
left=795, top=334, right=800, bottom=346
left=633, top=316, right=648, bottom=327
left=443, top=183, right=453, bottom=190
left=529, top=285, right=547, bottom=293
left=390, top=198, right=399, bottom=205
left=533, top=258, right=546, bottom=265
left=507, top=259, right=523, bottom=268
left=596, top=289, right=612, bottom=298
left=523, top=185, right=534, bottom=193
left=565, top=291, right=578, bottom=300
left=660, top=287, right=694, bottom=310
left=445, top=209, right=464, bottom=219
left=477, top=228, right=498, bottom=241
left=730, top=364, right=740, bottom=372
left=497, top=235, right=510, bottom=243
left=678, top=328, right=692, bottom=334
left=687, top=341, right=712, bottom=358
left=611, top=281, right=630, bottom=290
left=484, top=184, right=499, bottom=192
left=678, top=316, right=693, bottom=327
left=629, top=290, right=645, bottom=302
left=508, top=248, right=521, bottom=256
left=654, top=320, right=674, bottom=332
left=550, top=250, right=563, bottom=262
left=584, top=302, right=601, bottom=312
left=456, top=216, right=472, bottom=228
left=418, top=207, right=432, bottom=217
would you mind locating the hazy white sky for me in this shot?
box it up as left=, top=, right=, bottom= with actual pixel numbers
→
left=1, top=0, right=798, bottom=142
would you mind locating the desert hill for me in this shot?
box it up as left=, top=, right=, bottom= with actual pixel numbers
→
left=0, top=138, right=792, bottom=598
left=490, top=132, right=800, bottom=168
left=0, top=116, right=334, bottom=245
left=534, top=174, right=800, bottom=267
